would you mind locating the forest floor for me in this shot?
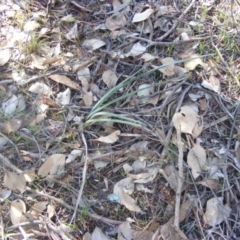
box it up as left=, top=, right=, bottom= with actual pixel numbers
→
left=0, top=0, right=240, bottom=239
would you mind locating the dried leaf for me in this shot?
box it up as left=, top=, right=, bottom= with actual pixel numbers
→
left=43, top=57, right=60, bottom=65
left=65, top=23, right=78, bottom=40
left=92, top=227, right=110, bottom=240
left=61, top=14, right=75, bottom=22
left=184, top=54, right=204, bottom=70
left=201, top=75, right=221, bottom=93
left=118, top=220, right=133, bottom=240
left=187, top=143, right=206, bottom=179
left=31, top=54, right=47, bottom=69
left=126, top=42, right=146, bottom=57
left=113, top=177, right=144, bottom=213
left=132, top=9, right=154, bottom=23
left=4, top=171, right=26, bottom=194
left=110, top=29, right=127, bottom=39
left=10, top=199, right=26, bottom=225
left=2, top=119, right=22, bottom=134
left=83, top=232, right=92, bottom=240
left=172, top=105, right=199, bottom=135
left=2, top=94, right=18, bottom=116
left=56, top=88, right=71, bottom=105
left=198, top=179, right=219, bottom=190
left=203, top=197, right=231, bottom=227
left=82, top=39, right=106, bottom=50
left=105, top=12, right=127, bottom=31
left=66, top=149, right=83, bottom=164
left=130, top=141, right=149, bottom=151
left=29, top=82, right=52, bottom=96
left=159, top=57, right=175, bottom=76
left=38, top=154, right=66, bottom=177
left=137, top=84, right=153, bottom=104
left=0, top=49, right=11, bottom=66
left=96, top=130, right=121, bottom=143
left=102, top=69, right=118, bottom=89
left=83, top=91, right=93, bottom=106
left=141, top=53, right=156, bottom=62
left=47, top=204, right=55, bottom=219
left=77, top=67, right=91, bottom=91
left=30, top=201, right=48, bottom=216
left=48, top=74, right=80, bottom=90
left=23, top=168, right=36, bottom=183
left=24, top=20, right=41, bottom=31
left=0, top=189, right=12, bottom=202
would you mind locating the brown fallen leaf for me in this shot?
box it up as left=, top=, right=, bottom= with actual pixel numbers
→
left=96, top=130, right=121, bottom=144
left=10, top=199, right=26, bottom=225
left=38, top=154, right=66, bottom=177
left=102, top=69, right=118, bottom=89
left=187, top=143, right=206, bottom=179
left=48, top=74, right=80, bottom=90
left=1, top=119, right=22, bottom=134
left=203, top=197, right=231, bottom=227
left=4, top=171, right=26, bottom=194
left=83, top=91, right=93, bottom=106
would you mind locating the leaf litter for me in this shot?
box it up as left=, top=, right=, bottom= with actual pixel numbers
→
left=0, top=0, right=240, bottom=239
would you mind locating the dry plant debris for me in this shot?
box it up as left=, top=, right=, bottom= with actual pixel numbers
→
left=0, top=0, right=240, bottom=239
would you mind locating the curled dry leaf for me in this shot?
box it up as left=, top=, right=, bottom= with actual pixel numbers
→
left=96, top=130, right=121, bottom=144
left=65, top=23, right=78, bottom=40
left=105, top=12, right=127, bottom=31
left=102, top=69, right=118, bottom=89
left=82, top=39, right=106, bottom=50
left=4, top=171, right=26, bottom=194
left=132, top=8, right=154, bottom=23
left=66, top=149, right=83, bottom=164
left=31, top=54, right=47, bottom=69
left=83, top=91, right=93, bottom=106
left=184, top=54, right=204, bottom=71
left=47, top=204, right=55, bottom=219
left=201, top=75, right=221, bottom=93
left=0, top=48, right=11, bottom=66
left=172, top=105, right=199, bottom=135
left=56, top=88, right=71, bottom=105
left=38, top=154, right=66, bottom=177
left=203, top=197, right=231, bottom=227
left=113, top=177, right=144, bottom=212
left=187, top=143, right=206, bottom=179
left=126, top=42, right=146, bottom=57
left=10, top=199, right=26, bottom=225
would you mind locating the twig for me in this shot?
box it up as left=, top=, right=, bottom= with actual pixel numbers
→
left=0, top=153, right=23, bottom=174
left=16, top=69, right=60, bottom=86
left=174, top=125, right=184, bottom=229
left=25, top=187, right=122, bottom=225
left=0, top=132, right=22, bottom=162
left=70, top=129, right=89, bottom=223
left=156, top=0, right=196, bottom=41
left=161, top=85, right=191, bottom=158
